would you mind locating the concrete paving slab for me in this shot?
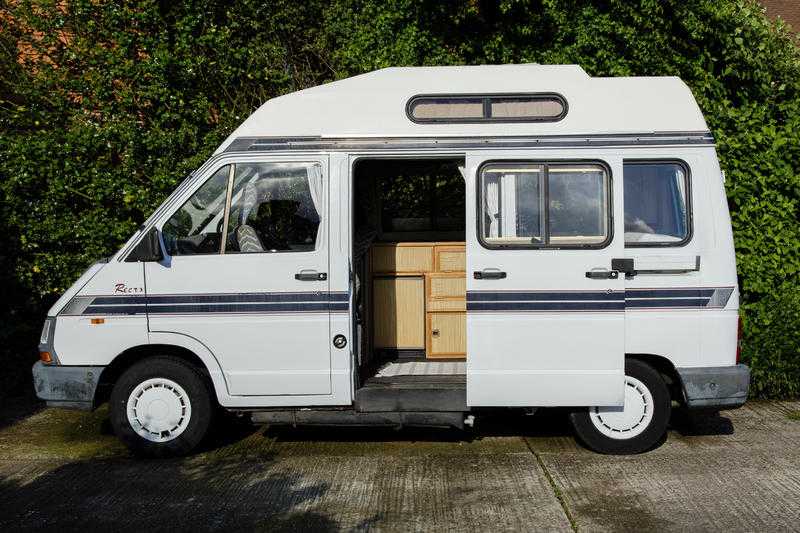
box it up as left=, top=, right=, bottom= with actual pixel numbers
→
left=530, top=401, right=800, bottom=532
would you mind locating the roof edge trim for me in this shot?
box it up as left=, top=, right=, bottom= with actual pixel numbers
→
left=224, top=132, right=715, bottom=153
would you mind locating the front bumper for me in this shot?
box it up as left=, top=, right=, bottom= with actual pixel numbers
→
left=677, top=364, right=750, bottom=409
left=32, top=361, right=104, bottom=411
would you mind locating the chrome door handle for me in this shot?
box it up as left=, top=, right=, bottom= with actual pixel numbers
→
left=295, top=270, right=327, bottom=281
left=474, top=269, right=507, bottom=280
left=585, top=269, right=619, bottom=280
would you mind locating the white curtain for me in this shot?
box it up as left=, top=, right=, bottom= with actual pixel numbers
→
left=307, top=163, right=324, bottom=241
left=307, top=164, right=323, bottom=215
left=500, top=173, right=517, bottom=237
left=485, top=179, right=499, bottom=238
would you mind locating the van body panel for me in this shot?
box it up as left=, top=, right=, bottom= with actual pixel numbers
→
left=465, top=151, right=626, bottom=407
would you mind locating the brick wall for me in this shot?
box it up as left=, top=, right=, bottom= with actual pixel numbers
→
left=760, top=0, right=800, bottom=32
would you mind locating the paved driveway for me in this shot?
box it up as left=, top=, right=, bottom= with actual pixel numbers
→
left=0, top=400, right=798, bottom=531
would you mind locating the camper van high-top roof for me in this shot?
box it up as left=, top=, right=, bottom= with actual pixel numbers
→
left=217, top=64, right=709, bottom=152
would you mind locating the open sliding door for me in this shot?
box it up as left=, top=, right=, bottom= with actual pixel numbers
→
left=465, top=152, right=626, bottom=407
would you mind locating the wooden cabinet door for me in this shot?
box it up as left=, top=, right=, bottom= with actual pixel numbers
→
left=373, top=277, right=425, bottom=349
left=427, top=312, right=466, bottom=358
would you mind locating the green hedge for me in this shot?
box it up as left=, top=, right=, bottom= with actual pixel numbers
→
left=1, top=0, right=798, bottom=398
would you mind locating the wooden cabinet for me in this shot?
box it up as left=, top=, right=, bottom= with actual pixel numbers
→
left=434, top=245, right=466, bottom=272
left=371, top=242, right=466, bottom=359
left=373, top=277, right=425, bottom=349
left=372, top=243, right=433, bottom=274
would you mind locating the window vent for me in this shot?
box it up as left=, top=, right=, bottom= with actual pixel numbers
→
left=407, top=93, right=567, bottom=124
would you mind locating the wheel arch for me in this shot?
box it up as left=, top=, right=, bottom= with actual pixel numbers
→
left=95, top=343, right=225, bottom=407
left=626, top=353, right=684, bottom=405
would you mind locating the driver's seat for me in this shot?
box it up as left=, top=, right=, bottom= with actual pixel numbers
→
left=235, top=182, right=265, bottom=253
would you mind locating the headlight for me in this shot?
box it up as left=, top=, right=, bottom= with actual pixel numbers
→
left=40, top=318, right=53, bottom=344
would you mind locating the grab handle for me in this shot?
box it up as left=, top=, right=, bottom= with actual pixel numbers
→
left=295, top=270, right=327, bottom=281
left=474, top=269, right=507, bottom=280
left=585, top=269, right=619, bottom=280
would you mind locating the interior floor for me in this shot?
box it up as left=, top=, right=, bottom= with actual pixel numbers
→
left=365, top=361, right=466, bottom=387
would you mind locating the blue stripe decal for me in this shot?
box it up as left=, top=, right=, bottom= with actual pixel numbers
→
left=625, top=298, right=710, bottom=308
left=84, top=305, right=146, bottom=315
left=625, top=289, right=715, bottom=299
left=467, top=291, right=624, bottom=302
left=466, top=287, right=734, bottom=311
left=82, top=292, right=349, bottom=315
left=146, top=303, right=346, bottom=314
left=91, top=296, right=148, bottom=305
left=147, top=292, right=346, bottom=304
left=468, top=301, right=624, bottom=312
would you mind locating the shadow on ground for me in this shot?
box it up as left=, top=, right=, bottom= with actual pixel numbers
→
left=0, top=394, right=42, bottom=431
left=0, top=455, right=377, bottom=532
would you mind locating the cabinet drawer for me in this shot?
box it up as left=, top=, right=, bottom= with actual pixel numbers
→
left=434, top=246, right=465, bottom=272
left=372, top=244, right=433, bottom=274
left=427, top=299, right=466, bottom=312
left=427, top=273, right=466, bottom=299
left=427, top=312, right=466, bottom=358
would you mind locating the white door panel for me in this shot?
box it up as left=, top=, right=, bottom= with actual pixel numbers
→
left=149, top=311, right=330, bottom=395
left=466, top=154, right=626, bottom=407
left=145, top=156, right=335, bottom=397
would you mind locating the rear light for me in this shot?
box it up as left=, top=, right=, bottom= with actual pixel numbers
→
left=736, top=315, right=743, bottom=364
left=39, top=351, right=52, bottom=364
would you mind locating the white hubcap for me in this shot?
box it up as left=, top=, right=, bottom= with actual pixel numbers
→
left=589, top=376, right=654, bottom=440
left=127, top=378, right=192, bottom=442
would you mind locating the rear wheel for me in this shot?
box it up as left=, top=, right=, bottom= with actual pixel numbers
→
left=110, top=356, right=214, bottom=457
left=569, top=358, right=670, bottom=454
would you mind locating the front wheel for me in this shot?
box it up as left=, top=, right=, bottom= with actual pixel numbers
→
left=110, top=356, right=214, bottom=457
left=569, top=359, right=670, bottom=454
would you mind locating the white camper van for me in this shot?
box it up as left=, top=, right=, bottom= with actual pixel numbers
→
left=33, top=65, right=749, bottom=456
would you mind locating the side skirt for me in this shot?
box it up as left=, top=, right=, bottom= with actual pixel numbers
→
left=245, top=409, right=466, bottom=430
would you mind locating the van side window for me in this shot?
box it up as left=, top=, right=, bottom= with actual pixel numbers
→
left=479, top=162, right=610, bottom=248
left=623, top=162, right=690, bottom=246
left=225, top=162, right=322, bottom=253
left=162, top=165, right=231, bottom=256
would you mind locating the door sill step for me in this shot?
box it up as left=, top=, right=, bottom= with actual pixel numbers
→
left=251, top=409, right=465, bottom=429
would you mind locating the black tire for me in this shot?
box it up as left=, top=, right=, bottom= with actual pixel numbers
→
left=110, top=356, right=214, bottom=458
left=569, top=358, right=670, bottom=454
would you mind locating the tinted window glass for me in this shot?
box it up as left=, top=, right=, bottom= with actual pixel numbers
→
left=162, top=165, right=230, bottom=256
left=409, top=97, right=484, bottom=120
left=548, top=165, right=608, bottom=245
left=225, top=162, right=322, bottom=253
left=489, top=97, right=564, bottom=119
left=624, top=162, right=689, bottom=245
left=479, top=162, right=609, bottom=248
left=480, top=164, right=545, bottom=245
left=408, top=94, right=566, bottom=123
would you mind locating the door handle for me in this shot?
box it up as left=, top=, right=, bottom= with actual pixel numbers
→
left=585, top=269, right=619, bottom=280
left=295, top=270, right=327, bottom=281
left=474, top=269, right=507, bottom=280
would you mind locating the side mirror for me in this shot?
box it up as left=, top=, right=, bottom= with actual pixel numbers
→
left=126, top=227, right=164, bottom=262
